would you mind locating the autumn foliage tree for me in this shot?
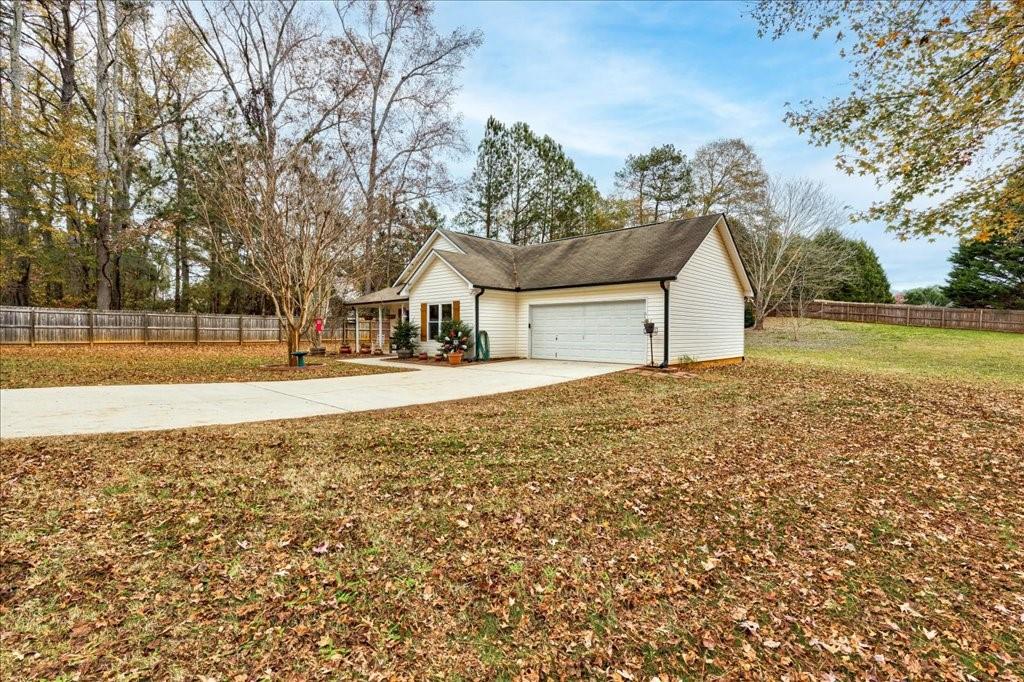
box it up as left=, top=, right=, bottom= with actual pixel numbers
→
left=751, top=0, right=1024, bottom=240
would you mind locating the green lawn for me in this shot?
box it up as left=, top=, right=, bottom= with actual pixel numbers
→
left=2, top=321, right=1022, bottom=679
left=748, top=317, right=1024, bottom=387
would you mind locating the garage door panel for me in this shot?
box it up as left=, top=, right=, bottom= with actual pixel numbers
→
left=530, top=300, right=646, bottom=364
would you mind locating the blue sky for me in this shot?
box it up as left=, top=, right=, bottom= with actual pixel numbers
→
left=431, top=0, right=957, bottom=291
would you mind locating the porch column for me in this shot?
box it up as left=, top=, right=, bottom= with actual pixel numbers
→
left=354, top=307, right=359, bottom=352
left=377, top=305, right=383, bottom=351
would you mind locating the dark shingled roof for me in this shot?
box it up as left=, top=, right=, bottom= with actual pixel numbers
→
left=432, top=214, right=725, bottom=291
left=347, top=285, right=407, bottom=305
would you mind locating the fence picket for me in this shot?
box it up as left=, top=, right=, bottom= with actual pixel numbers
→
left=775, top=299, right=1023, bottom=334
left=0, top=305, right=376, bottom=345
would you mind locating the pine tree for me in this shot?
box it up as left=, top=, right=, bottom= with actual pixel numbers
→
left=615, top=144, right=692, bottom=225
left=459, top=117, right=511, bottom=239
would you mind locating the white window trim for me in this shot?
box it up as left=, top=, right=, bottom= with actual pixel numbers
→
left=426, top=302, right=453, bottom=341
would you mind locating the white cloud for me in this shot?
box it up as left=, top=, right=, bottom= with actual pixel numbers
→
left=434, top=1, right=955, bottom=289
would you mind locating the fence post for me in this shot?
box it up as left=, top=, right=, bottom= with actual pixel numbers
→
left=88, top=310, right=95, bottom=344
left=29, top=309, right=36, bottom=346
left=278, top=320, right=283, bottom=343
left=978, top=308, right=983, bottom=330
left=194, top=313, right=200, bottom=344
left=144, top=312, right=150, bottom=345
left=238, top=315, right=244, bottom=344
left=906, top=305, right=910, bottom=326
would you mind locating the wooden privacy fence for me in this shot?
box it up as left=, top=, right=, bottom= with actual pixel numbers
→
left=0, top=306, right=378, bottom=346
left=776, top=299, right=1024, bottom=333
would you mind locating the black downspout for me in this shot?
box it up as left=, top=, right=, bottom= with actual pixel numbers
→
left=474, top=287, right=484, bottom=361
left=660, top=280, right=669, bottom=368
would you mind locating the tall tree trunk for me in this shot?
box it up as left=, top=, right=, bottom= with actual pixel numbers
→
left=109, top=0, right=127, bottom=310
left=58, top=0, right=84, bottom=301
left=94, top=0, right=113, bottom=310
left=174, top=104, right=190, bottom=311
left=6, top=0, right=31, bottom=306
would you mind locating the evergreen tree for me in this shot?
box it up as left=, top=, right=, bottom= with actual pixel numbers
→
left=828, top=238, right=894, bottom=303
left=457, top=117, right=510, bottom=239
left=459, top=117, right=600, bottom=244
left=614, top=144, right=692, bottom=225
left=944, top=231, right=1024, bottom=309
left=903, top=286, right=951, bottom=307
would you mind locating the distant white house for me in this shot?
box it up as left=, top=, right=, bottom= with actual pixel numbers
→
left=347, top=214, right=753, bottom=366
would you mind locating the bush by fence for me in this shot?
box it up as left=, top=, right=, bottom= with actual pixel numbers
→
left=775, top=300, right=1024, bottom=333
left=0, top=306, right=380, bottom=346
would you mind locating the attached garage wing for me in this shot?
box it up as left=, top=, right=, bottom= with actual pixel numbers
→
left=529, top=300, right=647, bottom=364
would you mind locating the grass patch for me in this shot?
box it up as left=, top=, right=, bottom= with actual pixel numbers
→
left=0, top=343, right=401, bottom=388
left=748, top=317, right=1024, bottom=387
left=2, top=322, right=1022, bottom=678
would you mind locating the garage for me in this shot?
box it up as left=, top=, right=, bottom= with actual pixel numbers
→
left=529, top=300, right=648, bottom=363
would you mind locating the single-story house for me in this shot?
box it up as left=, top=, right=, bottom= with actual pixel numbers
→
left=347, top=213, right=753, bottom=365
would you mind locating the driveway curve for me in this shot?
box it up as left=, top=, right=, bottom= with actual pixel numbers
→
left=0, top=359, right=628, bottom=439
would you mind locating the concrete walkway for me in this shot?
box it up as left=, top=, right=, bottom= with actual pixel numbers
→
left=0, top=359, right=628, bottom=439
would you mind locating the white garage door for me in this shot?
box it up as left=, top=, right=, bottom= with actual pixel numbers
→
left=530, top=300, right=647, bottom=364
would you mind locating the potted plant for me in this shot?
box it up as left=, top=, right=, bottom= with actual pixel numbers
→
left=390, top=320, right=419, bottom=359
left=438, top=319, right=472, bottom=365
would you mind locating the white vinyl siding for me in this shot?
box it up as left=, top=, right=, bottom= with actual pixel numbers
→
left=516, top=283, right=664, bottom=362
left=408, top=257, right=474, bottom=356
left=668, top=224, right=746, bottom=362
left=432, top=233, right=460, bottom=253
left=476, top=289, right=517, bottom=358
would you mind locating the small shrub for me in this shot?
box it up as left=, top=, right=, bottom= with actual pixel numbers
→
left=438, top=319, right=473, bottom=355
left=390, top=321, right=419, bottom=351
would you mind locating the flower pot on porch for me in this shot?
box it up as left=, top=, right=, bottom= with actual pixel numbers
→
left=339, top=344, right=351, bottom=354
left=397, top=348, right=413, bottom=359
left=447, top=351, right=463, bottom=366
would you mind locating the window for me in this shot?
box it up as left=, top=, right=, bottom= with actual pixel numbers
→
left=427, top=303, right=452, bottom=340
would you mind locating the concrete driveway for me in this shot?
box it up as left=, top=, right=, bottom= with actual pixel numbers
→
left=0, top=359, right=629, bottom=439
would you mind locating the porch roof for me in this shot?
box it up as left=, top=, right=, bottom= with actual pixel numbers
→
left=347, top=285, right=408, bottom=306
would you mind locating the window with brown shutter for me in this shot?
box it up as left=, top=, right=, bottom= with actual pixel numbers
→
left=453, top=299, right=460, bottom=321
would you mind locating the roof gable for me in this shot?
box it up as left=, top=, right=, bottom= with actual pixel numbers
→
left=393, top=229, right=463, bottom=287
left=399, top=215, right=752, bottom=296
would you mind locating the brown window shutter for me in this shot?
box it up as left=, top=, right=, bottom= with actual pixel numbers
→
left=453, top=299, right=460, bottom=321
left=420, top=303, right=428, bottom=340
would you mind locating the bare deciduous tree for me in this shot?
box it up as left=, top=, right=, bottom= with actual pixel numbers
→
left=736, top=176, right=850, bottom=330
left=178, top=0, right=361, bottom=362
left=334, top=0, right=481, bottom=292
left=691, top=138, right=769, bottom=220
left=207, top=146, right=358, bottom=362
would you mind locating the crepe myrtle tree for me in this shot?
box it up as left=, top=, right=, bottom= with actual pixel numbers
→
left=179, top=0, right=362, bottom=363
left=207, top=145, right=359, bottom=364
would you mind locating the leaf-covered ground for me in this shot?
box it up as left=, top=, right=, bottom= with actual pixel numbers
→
left=0, top=343, right=398, bottom=389
left=1, top=323, right=1022, bottom=679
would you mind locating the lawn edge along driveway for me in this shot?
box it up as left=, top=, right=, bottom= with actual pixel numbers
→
left=0, top=359, right=629, bottom=438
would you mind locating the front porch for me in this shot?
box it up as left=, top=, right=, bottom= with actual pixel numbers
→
left=346, top=285, right=409, bottom=354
